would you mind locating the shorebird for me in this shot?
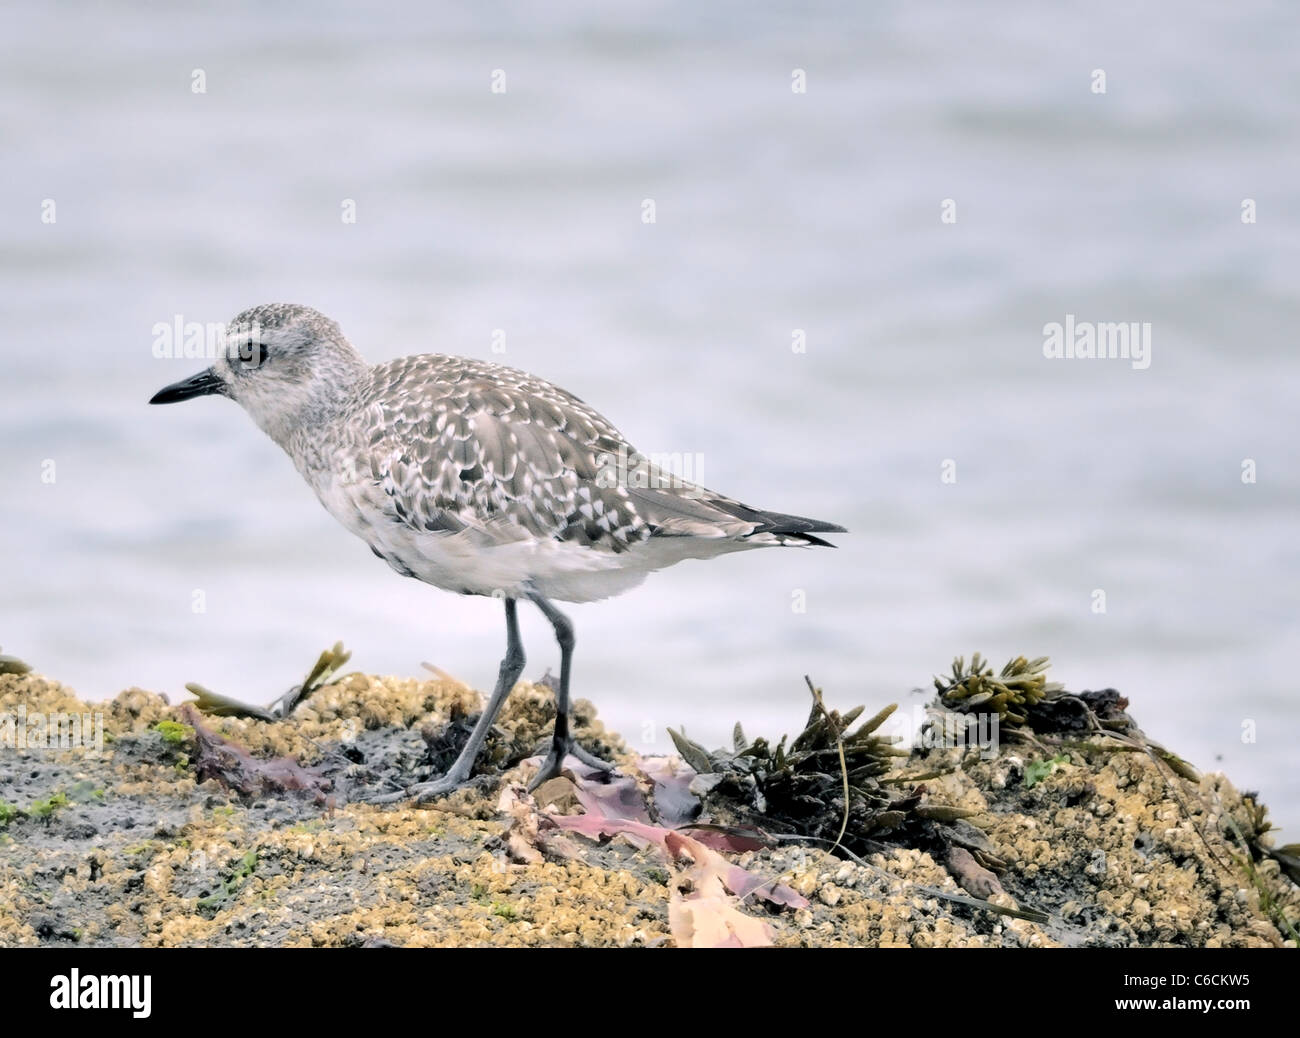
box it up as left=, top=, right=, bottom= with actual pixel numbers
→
left=150, top=304, right=845, bottom=801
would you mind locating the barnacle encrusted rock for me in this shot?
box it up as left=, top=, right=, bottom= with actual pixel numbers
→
left=0, top=664, right=1294, bottom=948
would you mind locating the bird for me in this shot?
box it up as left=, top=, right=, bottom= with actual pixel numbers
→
left=150, top=303, right=845, bottom=801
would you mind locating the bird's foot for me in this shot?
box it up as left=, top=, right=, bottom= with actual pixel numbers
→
left=526, top=740, right=615, bottom=791
left=364, top=742, right=615, bottom=804
left=361, top=769, right=475, bottom=805
left=569, top=741, right=615, bottom=773
left=527, top=747, right=567, bottom=791
left=408, top=774, right=472, bottom=805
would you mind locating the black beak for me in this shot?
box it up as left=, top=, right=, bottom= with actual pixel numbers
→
left=149, top=368, right=226, bottom=405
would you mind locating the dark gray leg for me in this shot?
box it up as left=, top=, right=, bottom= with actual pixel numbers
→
left=370, top=597, right=525, bottom=804
left=526, top=590, right=612, bottom=790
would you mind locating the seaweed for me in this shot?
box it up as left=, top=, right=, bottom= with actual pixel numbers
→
left=27, top=791, right=70, bottom=822
left=666, top=680, right=972, bottom=863
left=935, top=653, right=1064, bottom=725
left=0, top=645, right=32, bottom=676
left=1024, top=753, right=1070, bottom=788
left=152, top=719, right=194, bottom=747
left=196, top=848, right=259, bottom=919
left=1219, top=795, right=1300, bottom=941
left=182, top=706, right=333, bottom=801
left=187, top=642, right=353, bottom=721
left=936, top=654, right=1276, bottom=908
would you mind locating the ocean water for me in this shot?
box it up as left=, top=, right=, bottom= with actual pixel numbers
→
left=1, top=2, right=1296, bottom=836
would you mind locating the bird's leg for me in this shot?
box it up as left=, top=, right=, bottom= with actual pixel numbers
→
left=525, top=591, right=613, bottom=790
left=372, top=597, right=526, bottom=804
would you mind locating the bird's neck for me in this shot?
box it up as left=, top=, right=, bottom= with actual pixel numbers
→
left=250, top=366, right=372, bottom=452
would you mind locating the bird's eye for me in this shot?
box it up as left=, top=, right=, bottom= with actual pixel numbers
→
left=237, top=341, right=269, bottom=368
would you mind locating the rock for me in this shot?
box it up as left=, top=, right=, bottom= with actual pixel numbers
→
left=0, top=669, right=1295, bottom=948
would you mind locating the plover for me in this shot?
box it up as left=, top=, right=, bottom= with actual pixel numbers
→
left=150, top=304, right=845, bottom=801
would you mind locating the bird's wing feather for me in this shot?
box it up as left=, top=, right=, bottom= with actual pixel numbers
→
left=362, top=356, right=651, bottom=550
left=360, top=355, right=844, bottom=550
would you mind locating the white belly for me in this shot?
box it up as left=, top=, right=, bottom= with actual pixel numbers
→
left=305, top=458, right=764, bottom=603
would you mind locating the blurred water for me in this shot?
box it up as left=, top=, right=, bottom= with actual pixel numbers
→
left=1, top=2, right=1296, bottom=836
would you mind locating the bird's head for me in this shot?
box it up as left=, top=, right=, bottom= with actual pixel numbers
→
left=149, top=303, right=369, bottom=443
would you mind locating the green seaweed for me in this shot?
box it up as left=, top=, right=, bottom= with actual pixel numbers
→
left=1024, top=753, right=1070, bottom=788
left=153, top=720, right=194, bottom=747
left=65, top=779, right=103, bottom=804
left=196, top=848, right=259, bottom=919
left=28, top=791, right=69, bottom=820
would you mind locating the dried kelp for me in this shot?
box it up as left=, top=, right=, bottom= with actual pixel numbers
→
left=1272, top=845, right=1300, bottom=888
left=936, top=653, right=1064, bottom=725
left=1029, top=686, right=1132, bottom=733
left=930, top=653, right=1200, bottom=784
left=0, top=646, right=32, bottom=676
left=187, top=642, right=353, bottom=720
left=1231, top=792, right=1300, bottom=888
left=181, top=706, right=334, bottom=801
left=667, top=688, right=976, bottom=861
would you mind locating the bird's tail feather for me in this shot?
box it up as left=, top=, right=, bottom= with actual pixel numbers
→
left=627, top=484, right=845, bottom=546
left=712, top=500, right=846, bottom=546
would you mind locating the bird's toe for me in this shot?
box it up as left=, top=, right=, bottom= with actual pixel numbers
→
left=527, top=751, right=568, bottom=792
left=410, top=777, right=464, bottom=804
left=569, top=742, right=615, bottom=772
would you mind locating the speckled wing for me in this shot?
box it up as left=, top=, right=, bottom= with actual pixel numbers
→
left=359, top=355, right=655, bottom=551
left=359, top=355, right=845, bottom=551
